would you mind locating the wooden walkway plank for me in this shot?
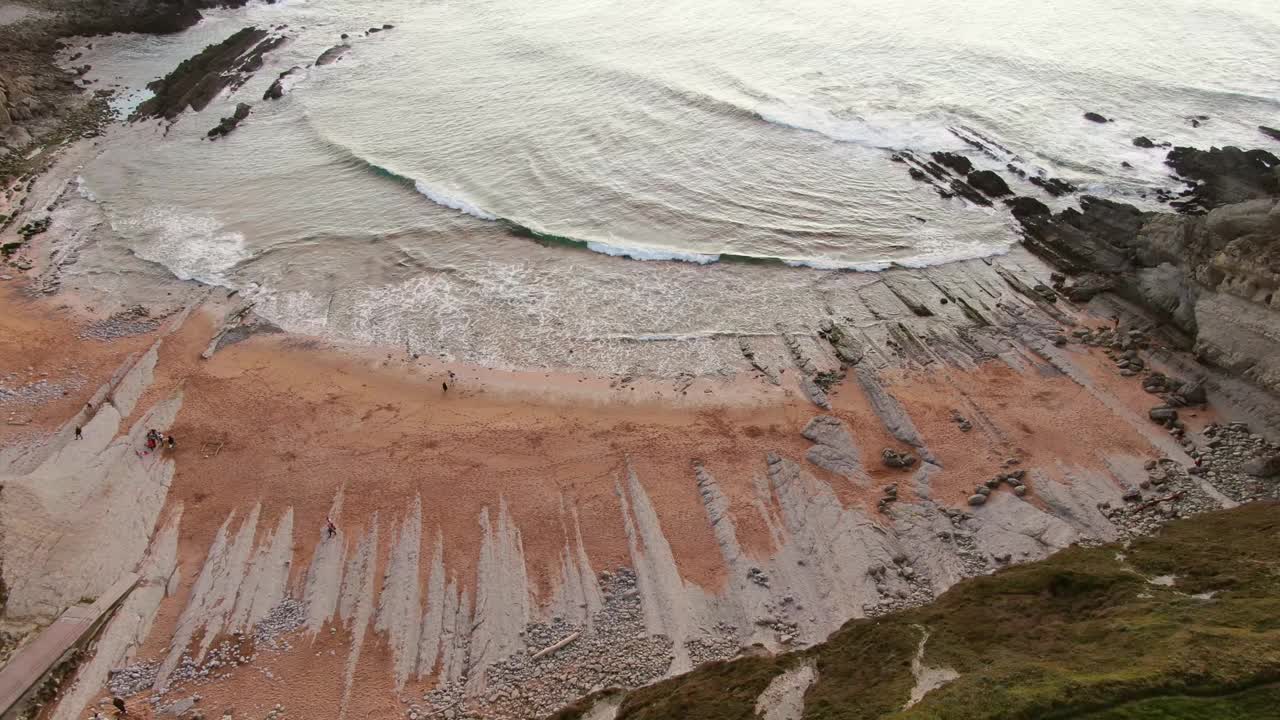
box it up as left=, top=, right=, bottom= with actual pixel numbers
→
left=0, top=573, right=139, bottom=717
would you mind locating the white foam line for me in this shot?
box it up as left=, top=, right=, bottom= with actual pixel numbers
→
left=413, top=180, right=496, bottom=220
left=585, top=239, right=719, bottom=264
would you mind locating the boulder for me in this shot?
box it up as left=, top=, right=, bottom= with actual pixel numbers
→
left=967, top=170, right=1012, bottom=197
left=1005, top=196, right=1050, bottom=222
left=1242, top=454, right=1280, bottom=478
left=1133, top=136, right=1156, bottom=149
left=881, top=448, right=916, bottom=470
left=967, top=494, right=987, bottom=507
left=1083, top=112, right=1109, bottom=124
left=1148, top=407, right=1178, bottom=423
left=316, top=43, right=350, bottom=66
left=1028, top=175, right=1077, bottom=197
left=1261, top=126, right=1280, bottom=143
left=1179, top=378, right=1207, bottom=404
left=930, top=151, right=973, bottom=176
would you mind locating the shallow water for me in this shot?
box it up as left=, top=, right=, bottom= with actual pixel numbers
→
left=69, top=0, right=1280, bottom=371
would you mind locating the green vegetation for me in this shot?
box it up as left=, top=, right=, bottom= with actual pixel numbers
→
left=552, top=503, right=1280, bottom=720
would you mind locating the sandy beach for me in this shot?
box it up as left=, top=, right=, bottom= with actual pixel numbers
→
left=4, top=204, right=1274, bottom=718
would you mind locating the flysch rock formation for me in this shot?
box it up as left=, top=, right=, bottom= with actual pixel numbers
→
left=19, top=145, right=1280, bottom=719
left=0, top=306, right=195, bottom=622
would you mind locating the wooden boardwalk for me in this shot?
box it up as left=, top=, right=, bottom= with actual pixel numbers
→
left=0, top=573, right=139, bottom=718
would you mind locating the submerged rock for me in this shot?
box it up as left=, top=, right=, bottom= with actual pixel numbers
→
left=207, top=102, right=252, bottom=139
left=1133, top=136, right=1156, bottom=148
left=1083, top=111, right=1109, bottom=124
left=930, top=151, right=973, bottom=176
left=1261, top=126, right=1280, bottom=142
left=316, top=43, right=351, bottom=66
left=1028, top=175, right=1078, bottom=197
left=966, top=170, right=1012, bottom=198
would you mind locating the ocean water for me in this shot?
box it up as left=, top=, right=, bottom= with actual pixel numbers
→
left=69, top=0, right=1280, bottom=372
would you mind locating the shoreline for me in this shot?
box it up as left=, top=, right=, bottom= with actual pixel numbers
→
left=1, top=4, right=1279, bottom=719
left=3, top=225, right=1278, bottom=718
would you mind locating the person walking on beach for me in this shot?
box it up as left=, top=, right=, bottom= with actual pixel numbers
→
left=326, top=516, right=337, bottom=538
left=75, top=425, right=82, bottom=440
left=166, top=434, right=176, bottom=451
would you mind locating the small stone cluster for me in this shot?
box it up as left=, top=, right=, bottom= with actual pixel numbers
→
left=1068, top=325, right=1149, bottom=356
left=967, top=468, right=1027, bottom=506
left=756, top=597, right=799, bottom=646
left=949, top=410, right=973, bottom=432
left=163, top=635, right=258, bottom=690
left=252, top=599, right=305, bottom=651
left=107, top=661, right=158, bottom=698
left=1198, top=423, right=1280, bottom=502
left=1099, top=459, right=1221, bottom=537
left=685, top=623, right=741, bottom=665
left=16, top=216, right=50, bottom=240
left=935, top=509, right=990, bottom=575
left=80, top=305, right=162, bottom=341
left=863, top=554, right=934, bottom=618
left=881, top=448, right=916, bottom=470
left=0, top=369, right=85, bottom=409
left=1141, top=372, right=1206, bottom=406
left=415, top=569, right=682, bottom=720
left=877, top=483, right=898, bottom=512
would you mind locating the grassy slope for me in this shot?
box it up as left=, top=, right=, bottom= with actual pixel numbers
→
left=552, top=503, right=1280, bottom=720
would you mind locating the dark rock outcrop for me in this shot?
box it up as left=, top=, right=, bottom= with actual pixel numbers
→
left=1165, top=146, right=1280, bottom=214
left=1083, top=112, right=1109, bottom=124
left=1133, top=136, right=1156, bottom=149
left=132, top=26, right=285, bottom=121
left=1029, top=175, right=1077, bottom=197
left=931, top=151, right=973, bottom=176
left=206, top=101, right=251, bottom=139
left=1005, top=196, right=1050, bottom=222
left=263, top=66, right=301, bottom=100
left=315, top=43, right=350, bottom=66
left=1014, top=147, right=1280, bottom=395
left=966, top=170, right=1012, bottom=198
left=1262, top=126, right=1280, bottom=143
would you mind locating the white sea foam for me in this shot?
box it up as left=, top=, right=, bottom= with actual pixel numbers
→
left=413, top=181, right=497, bottom=220
left=755, top=102, right=964, bottom=152
left=113, top=207, right=250, bottom=286
left=585, top=240, right=719, bottom=264
left=784, top=257, right=894, bottom=272
left=74, top=175, right=97, bottom=202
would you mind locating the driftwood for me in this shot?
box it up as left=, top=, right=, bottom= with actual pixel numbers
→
left=1135, top=491, right=1185, bottom=512
left=530, top=631, right=580, bottom=661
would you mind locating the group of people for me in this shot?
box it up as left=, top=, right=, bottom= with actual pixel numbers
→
left=141, top=428, right=176, bottom=455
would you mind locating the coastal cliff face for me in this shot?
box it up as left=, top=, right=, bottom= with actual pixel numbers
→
left=1017, top=146, right=1280, bottom=396
left=0, top=0, right=247, bottom=156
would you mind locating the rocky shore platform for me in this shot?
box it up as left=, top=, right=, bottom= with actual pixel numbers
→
left=2, top=139, right=1279, bottom=718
